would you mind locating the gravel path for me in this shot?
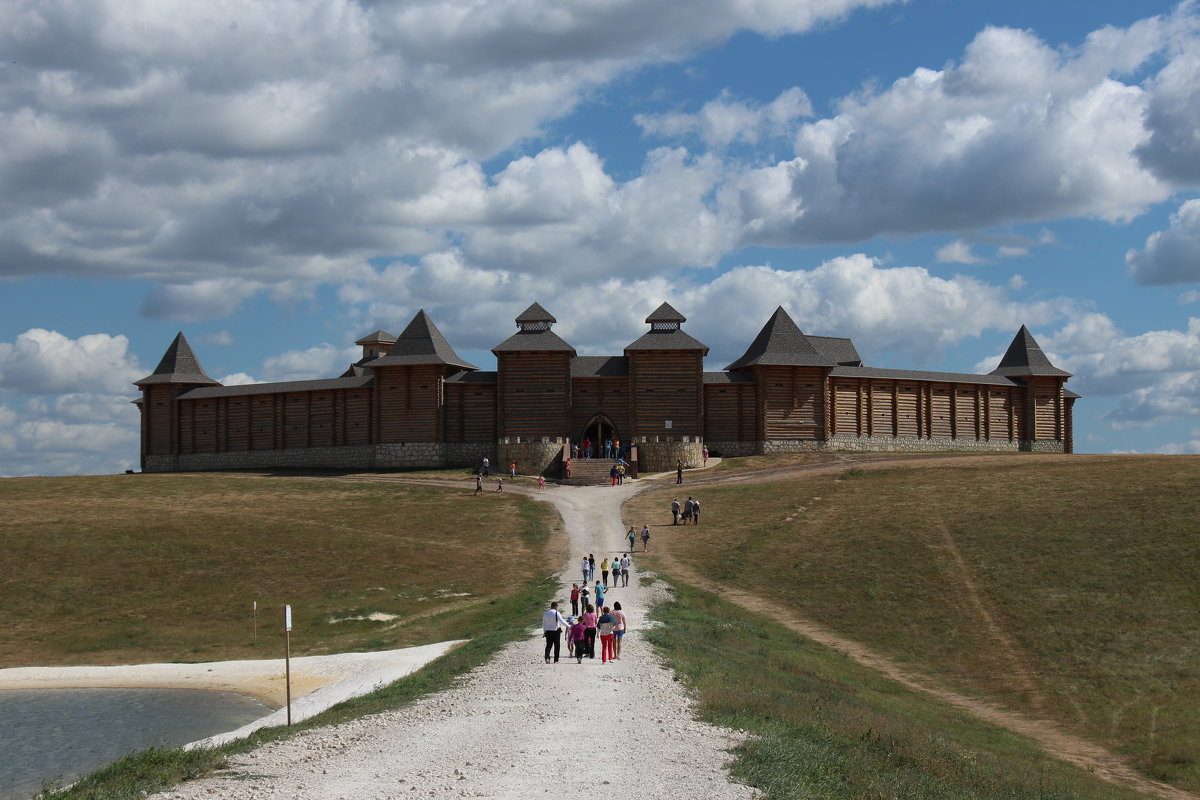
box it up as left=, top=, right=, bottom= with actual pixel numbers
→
left=155, top=479, right=758, bottom=800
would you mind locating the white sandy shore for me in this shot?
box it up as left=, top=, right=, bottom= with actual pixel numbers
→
left=0, top=642, right=463, bottom=748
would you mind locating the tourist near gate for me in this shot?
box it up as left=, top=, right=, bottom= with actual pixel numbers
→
left=135, top=302, right=1076, bottom=474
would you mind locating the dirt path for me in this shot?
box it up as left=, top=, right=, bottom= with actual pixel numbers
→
left=153, top=478, right=758, bottom=800
left=649, top=455, right=1197, bottom=800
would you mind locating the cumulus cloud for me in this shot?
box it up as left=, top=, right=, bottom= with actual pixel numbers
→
left=261, top=343, right=361, bottom=383
left=936, top=240, right=982, bottom=264
left=727, top=13, right=1200, bottom=246
left=1126, top=198, right=1200, bottom=285
left=0, top=329, right=142, bottom=394
left=139, top=278, right=264, bottom=322
left=635, top=87, right=813, bottom=149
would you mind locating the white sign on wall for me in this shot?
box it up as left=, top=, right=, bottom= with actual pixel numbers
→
left=664, top=420, right=672, bottom=429
left=285, top=605, right=293, bottom=631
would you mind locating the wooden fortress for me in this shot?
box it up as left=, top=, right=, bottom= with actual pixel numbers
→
left=135, top=302, right=1076, bottom=474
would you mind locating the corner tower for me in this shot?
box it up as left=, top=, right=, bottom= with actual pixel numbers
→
left=134, top=332, right=221, bottom=470
left=990, top=325, right=1074, bottom=451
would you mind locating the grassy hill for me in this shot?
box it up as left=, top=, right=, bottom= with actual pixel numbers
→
left=0, top=472, right=559, bottom=667
left=626, top=454, right=1200, bottom=795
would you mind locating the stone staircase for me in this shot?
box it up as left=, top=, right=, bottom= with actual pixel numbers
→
left=560, top=458, right=627, bottom=486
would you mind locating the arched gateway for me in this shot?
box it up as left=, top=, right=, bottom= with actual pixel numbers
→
left=580, top=413, right=620, bottom=458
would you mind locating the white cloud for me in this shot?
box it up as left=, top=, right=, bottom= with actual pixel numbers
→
left=205, top=330, right=234, bottom=346
left=935, top=239, right=982, bottom=264
left=139, top=279, right=263, bottom=322
left=1126, top=198, right=1200, bottom=285
left=0, top=329, right=142, bottom=394
left=261, top=343, right=361, bottom=383
left=636, top=87, right=813, bottom=149
left=218, top=372, right=257, bottom=386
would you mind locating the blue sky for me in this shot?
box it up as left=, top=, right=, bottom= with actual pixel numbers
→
left=2, top=0, right=1199, bottom=475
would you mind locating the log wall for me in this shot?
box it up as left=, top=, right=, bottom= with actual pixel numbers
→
left=571, top=377, right=630, bottom=440
left=376, top=365, right=443, bottom=443
left=758, top=366, right=827, bottom=440
left=628, top=351, right=703, bottom=438
left=444, top=382, right=497, bottom=443
left=496, top=352, right=572, bottom=439
left=704, top=383, right=756, bottom=442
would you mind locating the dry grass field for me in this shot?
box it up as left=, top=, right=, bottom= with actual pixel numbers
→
left=0, top=472, right=558, bottom=668
left=626, top=454, right=1200, bottom=793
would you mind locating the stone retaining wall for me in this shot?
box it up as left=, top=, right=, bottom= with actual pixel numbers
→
left=635, top=438, right=705, bottom=473
left=497, top=438, right=567, bottom=476
left=144, top=442, right=492, bottom=473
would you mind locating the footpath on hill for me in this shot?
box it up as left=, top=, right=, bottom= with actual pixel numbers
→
left=154, top=473, right=759, bottom=800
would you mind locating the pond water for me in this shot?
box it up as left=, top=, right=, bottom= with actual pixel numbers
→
left=0, top=688, right=272, bottom=800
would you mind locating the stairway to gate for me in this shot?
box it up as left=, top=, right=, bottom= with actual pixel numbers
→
left=560, top=459, right=623, bottom=486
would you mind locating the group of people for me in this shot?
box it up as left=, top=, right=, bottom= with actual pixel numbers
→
left=579, top=552, right=632, bottom=586
left=670, top=496, right=700, bottom=524
left=625, top=525, right=650, bottom=551
left=542, top=599, right=627, bottom=664
left=571, top=437, right=630, bottom=460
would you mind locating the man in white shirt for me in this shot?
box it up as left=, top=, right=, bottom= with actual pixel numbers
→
left=621, top=553, right=632, bottom=587
left=542, top=601, right=568, bottom=663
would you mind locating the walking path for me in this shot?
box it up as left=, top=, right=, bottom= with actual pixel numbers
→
left=154, top=477, right=758, bottom=800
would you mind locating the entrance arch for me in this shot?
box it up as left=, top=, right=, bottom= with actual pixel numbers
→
left=579, top=413, right=620, bottom=459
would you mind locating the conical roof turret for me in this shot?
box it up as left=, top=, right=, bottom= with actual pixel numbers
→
left=990, top=326, right=1070, bottom=377
left=493, top=302, right=575, bottom=353
left=134, top=332, right=220, bottom=386
left=368, top=310, right=478, bottom=370
left=725, top=307, right=834, bottom=370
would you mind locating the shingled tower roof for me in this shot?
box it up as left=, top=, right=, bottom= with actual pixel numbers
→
left=493, top=302, right=576, bottom=353
left=354, top=329, right=397, bottom=346
left=725, top=307, right=836, bottom=370
left=990, top=326, right=1071, bottom=377
left=134, top=332, right=220, bottom=386
left=625, top=301, right=707, bottom=352
left=368, top=310, right=478, bottom=370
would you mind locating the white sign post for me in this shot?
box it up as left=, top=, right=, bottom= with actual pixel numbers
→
left=284, top=604, right=293, bottom=726
left=252, top=600, right=257, bottom=647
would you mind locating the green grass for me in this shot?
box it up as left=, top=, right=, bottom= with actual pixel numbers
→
left=0, top=473, right=557, bottom=667
left=35, top=573, right=559, bottom=800
left=627, top=454, right=1200, bottom=792
left=648, top=580, right=1148, bottom=800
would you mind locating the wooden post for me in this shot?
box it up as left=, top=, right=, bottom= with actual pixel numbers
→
left=284, top=605, right=293, bottom=726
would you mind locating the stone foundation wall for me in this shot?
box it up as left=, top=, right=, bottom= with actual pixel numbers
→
left=703, top=440, right=761, bottom=458
left=827, top=434, right=1023, bottom=453
left=634, top=437, right=705, bottom=473
left=1027, top=440, right=1067, bottom=453
left=497, top=438, right=567, bottom=476
left=144, top=442, right=492, bottom=473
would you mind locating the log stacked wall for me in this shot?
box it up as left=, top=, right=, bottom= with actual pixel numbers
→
left=704, top=383, right=755, bottom=441
left=758, top=366, right=826, bottom=440
left=376, top=365, right=443, bottom=443
left=444, top=382, right=497, bottom=443
left=628, top=352, right=703, bottom=438
left=497, top=353, right=571, bottom=439
left=570, top=378, right=629, bottom=440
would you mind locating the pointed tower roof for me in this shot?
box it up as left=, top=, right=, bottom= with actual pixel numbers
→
left=515, top=302, right=556, bottom=324
left=493, top=302, right=575, bottom=353
left=355, top=329, right=397, bottom=346
left=134, top=332, right=220, bottom=386
left=724, top=307, right=835, bottom=370
left=625, top=302, right=707, bottom=352
left=645, top=302, right=686, bottom=323
left=368, top=310, right=478, bottom=370
left=990, top=326, right=1071, bottom=377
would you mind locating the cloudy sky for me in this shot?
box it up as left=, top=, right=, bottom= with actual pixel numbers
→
left=2, top=0, right=1200, bottom=475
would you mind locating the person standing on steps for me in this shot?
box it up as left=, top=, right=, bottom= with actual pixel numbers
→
left=676, top=459, right=684, bottom=484
left=611, top=601, right=627, bottom=659
left=627, top=526, right=637, bottom=551
left=641, top=526, right=650, bottom=551
left=570, top=583, right=580, bottom=616
left=671, top=498, right=680, bottom=525
left=542, top=601, right=567, bottom=664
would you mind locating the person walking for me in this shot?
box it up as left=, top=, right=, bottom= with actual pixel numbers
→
left=481, top=456, right=490, bottom=477
left=621, top=552, right=632, bottom=586
left=474, top=474, right=483, bottom=495
left=682, top=496, right=694, bottom=524
left=581, top=556, right=590, bottom=584
left=537, top=475, right=546, bottom=491
left=563, top=457, right=571, bottom=479
left=496, top=477, right=504, bottom=492
left=676, top=459, right=683, bottom=484
left=641, top=526, right=650, bottom=551
left=610, top=464, right=619, bottom=486
left=594, top=580, right=605, bottom=613
left=671, top=498, right=680, bottom=525
left=588, top=553, right=596, bottom=582
left=692, top=497, right=701, bottom=524
left=598, top=606, right=616, bottom=663
left=542, top=601, right=567, bottom=664
left=702, top=445, right=709, bottom=465
left=570, top=583, right=580, bottom=616
left=612, top=601, right=627, bottom=659
left=510, top=461, right=517, bottom=477
left=612, top=558, right=622, bottom=587
left=570, top=616, right=586, bottom=663
left=581, top=604, right=598, bottom=659
left=600, top=557, right=610, bottom=587
left=627, top=527, right=637, bottom=551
